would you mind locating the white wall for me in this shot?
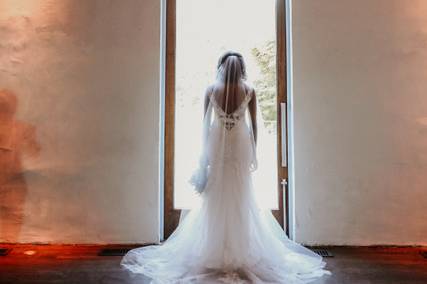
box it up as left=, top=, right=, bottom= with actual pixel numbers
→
left=2, top=0, right=426, bottom=246
left=292, top=0, right=427, bottom=245
left=0, top=0, right=161, bottom=244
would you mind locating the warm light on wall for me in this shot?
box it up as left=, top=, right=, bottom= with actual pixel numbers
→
left=0, top=0, right=40, bottom=19
left=416, top=117, right=427, bottom=127
left=23, top=250, right=36, bottom=256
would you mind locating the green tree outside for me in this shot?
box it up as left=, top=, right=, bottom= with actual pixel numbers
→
left=251, top=40, right=277, bottom=133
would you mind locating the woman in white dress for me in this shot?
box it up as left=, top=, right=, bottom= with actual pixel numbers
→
left=121, top=52, right=330, bottom=283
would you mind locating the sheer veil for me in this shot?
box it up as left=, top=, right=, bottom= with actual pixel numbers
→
left=189, top=52, right=275, bottom=209
left=189, top=52, right=258, bottom=194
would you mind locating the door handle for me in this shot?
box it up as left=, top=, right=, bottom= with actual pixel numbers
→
left=281, top=103, right=287, bottom=167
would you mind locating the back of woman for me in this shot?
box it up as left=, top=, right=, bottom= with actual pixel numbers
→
left=205, top=52, right=257, bottom=170
left=121, top=51, right=330, bottom=284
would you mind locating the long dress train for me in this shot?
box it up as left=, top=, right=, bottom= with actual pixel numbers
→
left=121, top=88, right=330, bottom=283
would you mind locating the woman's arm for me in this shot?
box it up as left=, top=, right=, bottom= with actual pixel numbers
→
left=204, top=85, right=213, bottom=117
left=248, top=88, right=257, bottom=144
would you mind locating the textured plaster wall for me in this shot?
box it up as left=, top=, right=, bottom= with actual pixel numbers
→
left=0, top=0, right=161, bottom=243
left=2, top=0, right=426, bottom=246
left=292, top=0, right=427, bottom=245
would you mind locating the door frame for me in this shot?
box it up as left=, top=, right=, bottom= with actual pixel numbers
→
left=163, top=0, right=289, bottom=239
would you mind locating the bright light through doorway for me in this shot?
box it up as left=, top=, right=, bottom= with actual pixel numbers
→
left=174, top=0, right=278, bottom=209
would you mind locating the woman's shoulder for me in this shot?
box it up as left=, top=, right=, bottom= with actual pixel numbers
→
left=205, top=83, right=218, bottom=94
left=243, top=82, right=256, bottom=97
left=204, top=84, right=215, bottom=99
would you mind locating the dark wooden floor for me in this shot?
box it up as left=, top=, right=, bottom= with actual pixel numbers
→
left=0, top=245, right=426, bottom=283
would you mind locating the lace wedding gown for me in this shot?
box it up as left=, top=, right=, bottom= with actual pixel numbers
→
left=122, top=54, right=330, bottom=283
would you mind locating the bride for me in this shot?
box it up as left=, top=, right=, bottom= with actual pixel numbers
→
left=121, top=52, right=330, bottom=283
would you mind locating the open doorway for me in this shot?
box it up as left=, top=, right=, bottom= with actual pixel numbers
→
left=163, top=0, right=288, bottom=239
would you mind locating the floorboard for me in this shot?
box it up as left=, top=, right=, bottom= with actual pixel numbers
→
left=0, top=245, right=426, bottom=283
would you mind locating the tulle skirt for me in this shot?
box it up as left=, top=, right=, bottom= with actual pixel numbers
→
left=121, top=157, right=330, bottom=283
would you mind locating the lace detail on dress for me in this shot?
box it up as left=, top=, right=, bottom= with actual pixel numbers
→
left=210, top=91, right=252, bottom=130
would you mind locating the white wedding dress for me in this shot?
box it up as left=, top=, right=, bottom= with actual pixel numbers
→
left=122, top=55, right=330, bottom=283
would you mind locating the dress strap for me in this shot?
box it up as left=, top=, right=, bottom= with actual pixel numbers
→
left=209, top=87, right=253, bottom=117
